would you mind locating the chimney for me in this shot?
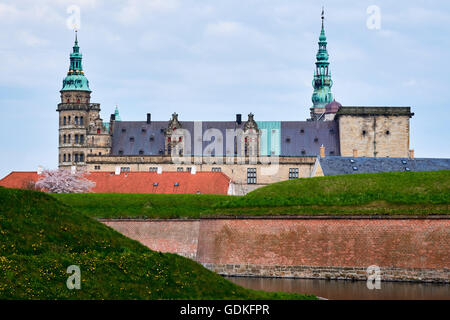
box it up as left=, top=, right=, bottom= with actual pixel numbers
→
left=236, top=114, right=242, bottom=125
left=353, top=149, right=358, bottom=158
left=409, top=149, right=415, bottom=159
left=146, top=113, right=151, bottom=124
left=320, top=145, right=325, bottom=158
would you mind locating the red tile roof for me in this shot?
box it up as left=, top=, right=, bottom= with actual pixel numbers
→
left=0, top=171, right=231, bottom=195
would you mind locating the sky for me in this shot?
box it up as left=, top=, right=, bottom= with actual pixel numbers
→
left=0, top=0, right=449, bottom=178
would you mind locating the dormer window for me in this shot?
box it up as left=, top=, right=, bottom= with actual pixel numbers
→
left=139, top=150, right=144, bottom=155
left=130, top=137, right=135, bottom=142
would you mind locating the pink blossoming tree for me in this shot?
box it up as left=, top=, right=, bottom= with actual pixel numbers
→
left=35, top=169, right=95, bottom=193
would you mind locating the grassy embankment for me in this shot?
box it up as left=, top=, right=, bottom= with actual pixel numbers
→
left=0, top=187, right=314, bottom=299
left=54, top=171, right=450, bottom=218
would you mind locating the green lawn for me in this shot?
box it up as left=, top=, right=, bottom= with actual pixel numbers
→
left=54, top=171, right=450, bottom=218
left=0, top=187, right=314, bottom=299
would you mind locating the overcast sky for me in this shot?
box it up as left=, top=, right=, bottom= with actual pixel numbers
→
left=0, top=0, right=449, bottom=178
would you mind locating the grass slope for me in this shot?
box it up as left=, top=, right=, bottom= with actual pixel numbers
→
left=54, top=171, right=450, bottom=218
left=0, top=187, right=313, bottom=299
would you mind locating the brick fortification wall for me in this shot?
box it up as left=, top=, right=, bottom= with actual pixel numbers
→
left=102, top=218, right=450, bottom=283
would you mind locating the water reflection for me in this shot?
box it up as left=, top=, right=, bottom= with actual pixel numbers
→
left=225, top=276, right=450, bottom=300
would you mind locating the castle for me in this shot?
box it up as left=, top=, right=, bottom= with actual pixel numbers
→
left=57, top=13, right=415, bottom=193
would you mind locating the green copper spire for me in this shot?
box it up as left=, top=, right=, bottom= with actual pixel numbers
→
left=114, top=105, right=122, bottom=121
left=311, top=8, right=333, bottom=110
left=61, top=31, right=91, bottom=92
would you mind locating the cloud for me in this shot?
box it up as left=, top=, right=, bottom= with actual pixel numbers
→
left=18, top=31, right=48, bottom=47
left=205, top=21, right=244, bottom=36
left=116, top=0, right=179, bottom=24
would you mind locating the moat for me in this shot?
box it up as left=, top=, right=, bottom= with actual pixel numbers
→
left=226, top=276, right=450, bottom=300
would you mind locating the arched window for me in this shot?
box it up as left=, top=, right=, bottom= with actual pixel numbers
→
left=80, top=116, right=84, bottom=125
left=75, top=116, right=78, bottom=125
left=63, top=154, right=66, bottom=162
left=68, top=116, right=71, bottom=124
left=68, top=154, right=71, bottom=162
left=68, top=134, right=71, bottom=143
left=63, top=116, right=66, bottom=125
left=75, top=134, right=79, bottom=144
left=80, top=153, right=84, bottom=162
left=63, top=135, right=66, bottom=144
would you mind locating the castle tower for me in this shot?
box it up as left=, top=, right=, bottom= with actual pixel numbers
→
left=310, top=8, right=334, bottom=120
left=57, top=32, right=110, bottom=169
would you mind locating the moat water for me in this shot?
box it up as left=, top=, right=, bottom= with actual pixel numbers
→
left=225, top=276, right=450, bottom=300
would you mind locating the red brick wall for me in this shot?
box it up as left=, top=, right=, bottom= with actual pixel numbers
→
left=196, top=219, right=449, bottom=269
left=103, top=220, right=200, bottom=259
left=103, top=218, right=450, bottom=270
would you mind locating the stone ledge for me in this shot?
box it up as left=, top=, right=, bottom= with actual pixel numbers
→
left=201, top=263, right=450, bottom=284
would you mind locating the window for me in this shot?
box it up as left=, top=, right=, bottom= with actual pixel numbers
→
left=139, top=150, right=144, bottom=155
left=186, top=167, right=192, bottom=173
left=301, top=149, right=306, bottom=155
left=97, top=128, right=101, bottom=134
left=386, top=130, right=390, bottom=135
left=118, top=150, right=124, bottom=155
left=63, top=117, right=66, bottom=125
left=247, top=168, right=257, bottom=184
left=75, top=116, right=78, bottom=125
left=300, top=129, right=305, bottom=134
left=314, top=137, right=319, bottom=143
left=149, top=167, right=158, bottom=172
left=211, top=167, right=222, bottom=172
left=75, top=134, right=79, bottom=144
left=122, top=128, right=126, bottom=133
left=120, top=167, right=130, bottom=172
left=63, top=135, right=67, bottom=144
left=286, top=137, right=291, bottom=143
left=94, top=165, right=101, bottom=170
left=80, top=135, right=84, bottom=144
left=289, top=168, right=299, bottom=179
left=153, top=182, right=159, bottom=186
left=130, top=137, right=135, bottom=142
left=80, top=116, right=84, bottom=125
left=80, top=153, right=84, bottom=162
left=68, top=116, right=71, bottom=124
left=362, top=130, right=367, bottom=136
left=74, top=154, right=79, bottom=162
left=68, top=154, right=71, bottom=162
left=63, top=154, right=66, bottom=162
left=68, top=134, right=71, bottom=143
left=177, top=167, right=184, bottom=172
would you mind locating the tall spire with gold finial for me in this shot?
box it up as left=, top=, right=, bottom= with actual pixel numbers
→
left=310, top=7, right=333, bottom=120
left=61, top=30, right=91, bottom=92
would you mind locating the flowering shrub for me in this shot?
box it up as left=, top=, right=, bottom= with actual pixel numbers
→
left=35, top=169, right=95, bottom=193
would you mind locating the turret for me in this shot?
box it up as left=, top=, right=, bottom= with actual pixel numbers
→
left=57, top=32, right=110, bottom=169
left=310, top=8, right=334, bottom=120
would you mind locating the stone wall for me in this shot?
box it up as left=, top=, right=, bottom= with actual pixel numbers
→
left=102, top=217, right=450, bottom=283
left=338, top=115, right=411, bottom=158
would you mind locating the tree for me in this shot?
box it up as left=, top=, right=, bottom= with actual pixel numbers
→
left=35, top=169, right=95, bottom=193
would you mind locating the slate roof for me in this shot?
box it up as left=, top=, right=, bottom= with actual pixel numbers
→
left=0, top=171, right=231, bottom=195
left=319, top=157, right=450, bottom=176
left=111, top=120, right=340, bottom=157
left=281, top=121, right=339, bottom=156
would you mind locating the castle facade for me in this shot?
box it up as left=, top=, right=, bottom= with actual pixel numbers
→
left=57, top=15, right=414, bottom=192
